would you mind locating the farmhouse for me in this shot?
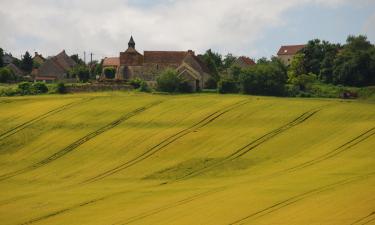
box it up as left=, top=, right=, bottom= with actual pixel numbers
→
left=35, top=50, right=76, bottom=82
left=102, top=36, right=211, bottom=91
left=277, top=44, right=305, bottom=65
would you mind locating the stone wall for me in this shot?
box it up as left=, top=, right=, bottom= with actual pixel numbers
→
left=66, top=83, right=133, bottom=93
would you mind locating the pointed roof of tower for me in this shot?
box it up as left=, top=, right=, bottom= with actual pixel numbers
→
left=128, top=36, right=135, bottom=48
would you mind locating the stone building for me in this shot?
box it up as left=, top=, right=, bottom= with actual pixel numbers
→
left=102, top=36, right=211, bottom=91
left=36, top=50, right=76, bottom=81
left=277, top=44, right=305, bottom=65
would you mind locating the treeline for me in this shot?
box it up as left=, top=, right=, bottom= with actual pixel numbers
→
left=199, top=35, right=375, bottom=96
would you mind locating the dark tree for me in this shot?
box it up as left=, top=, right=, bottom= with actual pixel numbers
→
left=70, top=54, right=85, bottom=65
left=333, top=35, right=375, bottom=86
left=223, top=53, right=237, bottom=69
left=21, top=51, right=33, bottom=73
left=0, top=48, right=4, bottom=67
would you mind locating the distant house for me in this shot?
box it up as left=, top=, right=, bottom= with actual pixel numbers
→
left=2, top=53, right=16, bottom=65
left=35, top=50, right=76, bottom=82
left=6, top=63, right=24, bottom=77
left=277, top=45, right=305, bottom=65
left=101, top=36, right=211, bottom=91
left=33, top=52, right=46, bottom=65
left=233, top=56, right=256, bottom=68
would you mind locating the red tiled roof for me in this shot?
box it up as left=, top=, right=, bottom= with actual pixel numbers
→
left=34, top=76, right=57, bottom=81
left=277, top=45, right=305, bottom=56
left=144, top=51, right=190, bottom=64
left=238, top=56, right=256, bottom=65
left=103, top=57, right=120, bottom=67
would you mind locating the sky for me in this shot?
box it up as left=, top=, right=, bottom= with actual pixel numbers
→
left=0, top=0, right=374, bottom=61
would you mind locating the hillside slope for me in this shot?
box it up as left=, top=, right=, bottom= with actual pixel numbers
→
left=0, top=92, right=374, bottom=225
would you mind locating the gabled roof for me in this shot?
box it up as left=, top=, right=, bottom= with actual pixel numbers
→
left=236, top=56, right=256, bottom=66
left=277, top=45, right=305, bottom=56
left=103, top=57, right=120, bottom=67
left=144, top=51, right=190, bottom=64
left=37, top=50, right=76, bottom=78
left=53, top=50, right=76, bottom=70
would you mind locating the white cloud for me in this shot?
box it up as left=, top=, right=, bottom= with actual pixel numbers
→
left=0, top=0, right=367, bottom=60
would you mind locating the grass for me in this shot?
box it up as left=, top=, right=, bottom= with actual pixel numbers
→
left=0, top=92, right=374, bottom=225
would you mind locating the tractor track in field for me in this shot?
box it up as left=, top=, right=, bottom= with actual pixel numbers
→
left=350, top=211, right=375, bottom=225
left=82, top=99, right=251, bottom=184
left=18, top=195, right=110, bottom=225
left=281, top=127, right=375, bottom=174
left=119, top=188, right=224, bottom=224
left=18, top=187, right=222, bottom=225
left=0, top=100, right=164, bottom=181
left=173, top=105, right=326, bottom=182
left=0, top=97, right=96, bottom=141
left=228, top=172, right=375, bottom=225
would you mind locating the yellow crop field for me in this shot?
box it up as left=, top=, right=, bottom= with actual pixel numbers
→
left=0, top=92, right=374, bottom=225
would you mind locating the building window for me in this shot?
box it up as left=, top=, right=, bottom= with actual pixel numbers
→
left=156, top=64, right=159, bottom=70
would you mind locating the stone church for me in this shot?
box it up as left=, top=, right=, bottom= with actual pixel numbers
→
left=101, top=36, right=211, bottom=91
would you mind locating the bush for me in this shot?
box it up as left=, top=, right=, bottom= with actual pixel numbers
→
left=129, top=78, right=143, bottom=89
left=218, top=79, right=239, bottom=94
left=70, top=65, right=90, bottom=82
left=178, top=81, right=193, bottom=93
left=0, top=67, right=15, bottom=83
left=204, top=77, right=217, bottom=89
left=239, top=62, right=287, bottom=96
left=18, top=82, right=33, bottom=95
left=139, top=81, right=151, bottom=92
left=104, top=67, right=116, bottom=79
left=56, top=82, right=67, bottom=94
left=157, top=69, right=181, bottom=92
left=0, top=87, right=19, bottom=96
left=32, top=82, right=48, bottom=94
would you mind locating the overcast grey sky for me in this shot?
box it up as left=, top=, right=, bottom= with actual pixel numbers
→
left=0, top=0, right=374, bottom=60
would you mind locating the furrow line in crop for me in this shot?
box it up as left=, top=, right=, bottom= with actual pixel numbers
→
left=0, top=97, right=96, bottom=141
left=175, top=106, right=323, bottom=181
left=0, top=100, right=164, bottom=181
left=350, top=211, right=375, bottom=225
left=228, top=172, right=375, bottom=225
left=119, top=188, right=224, bottom=224
left=283, top=127, right=375, bottom=173
left=83, top=100, right=251, bottom=184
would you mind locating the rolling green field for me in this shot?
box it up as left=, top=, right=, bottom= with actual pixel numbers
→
left=0, top=92, right=374, bottom=225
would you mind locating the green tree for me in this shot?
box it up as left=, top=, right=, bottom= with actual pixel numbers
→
left=21, top=51, right=33, bottom=73
left=0, top=48, right=4, bottom=67
left=156, top=68, right=192, bottom=93
left=239, top=60, right=287, bottom=96
left=333, top=35, right=375, bottom=86
left=103, top=67, right=116, bottom=79
left=287, top=53, right=306, bottom=83
left=0, top=67, right=15, bottom=83
left=202, top=49, right=222, bottom=85
left=70, top=54, right=85, bottom=65
left=229, top=65, right=242, bottom=81
left=257, top=57, right=269, bottom=64
left=223, top=53, right=237, bottom=69
left=156, top=68, right=181, bottom=92
left=70, top=65, right=90, bottom=82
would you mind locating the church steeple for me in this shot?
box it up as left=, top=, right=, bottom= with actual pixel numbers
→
left=128, top=36, right=135, bottom=49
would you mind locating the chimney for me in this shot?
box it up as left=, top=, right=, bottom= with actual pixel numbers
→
left=35, top=52, right=38, bottom=57
left=187, top=50, right=195, bottom=55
